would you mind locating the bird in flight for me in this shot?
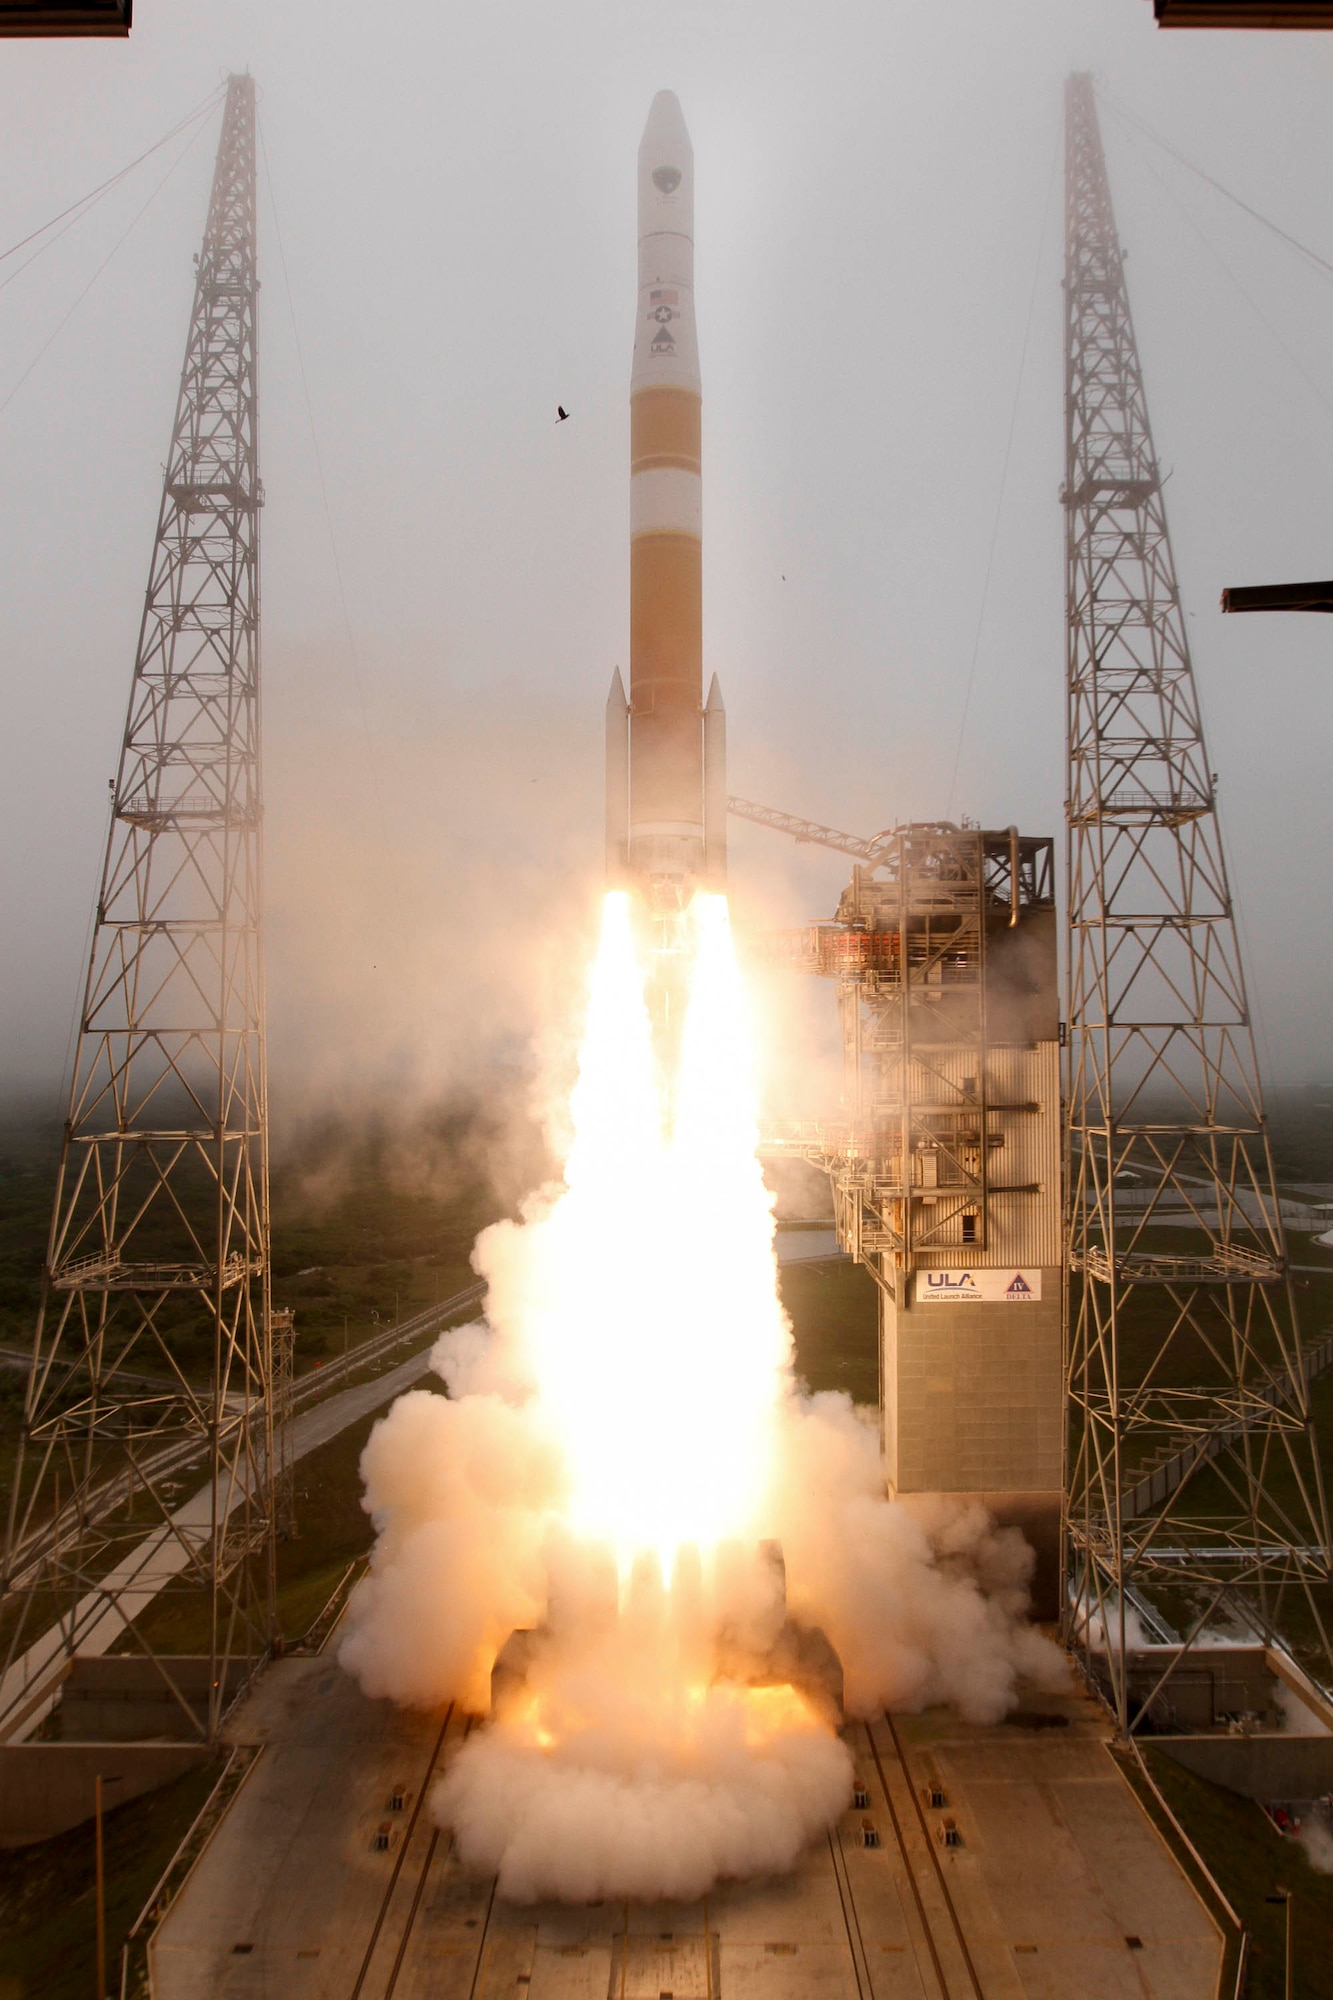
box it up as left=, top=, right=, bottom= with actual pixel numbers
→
left=556, top=405, right=569, bottom=423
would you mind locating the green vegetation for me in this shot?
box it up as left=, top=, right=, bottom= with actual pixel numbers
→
left=0, top=1109, right=59, bottom=1354
left=0, top=1097, right=521, bottom=1392
left=0, top=1097, right=515, bottom=1647
left=0, top=1757, right=221, bottom=2000
left=129, top=1375, right=440, bottom=1656
left=779, top=1256, right=879, bottom=1404
left=268, top=1104, right=507, bottom=1367
left=1269, top=1086, right=1333, bottom=1191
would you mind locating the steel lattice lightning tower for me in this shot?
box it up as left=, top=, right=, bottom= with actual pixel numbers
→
left=0, top=74, right=273, bottom=1744
left=1063, top=72, right=1331, bottom=1729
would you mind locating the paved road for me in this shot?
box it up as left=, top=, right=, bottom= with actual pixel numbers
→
left=0, top=1333, right=455, bottom=1742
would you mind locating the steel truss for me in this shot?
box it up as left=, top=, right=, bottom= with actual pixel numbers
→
left=0, top=75, right=274, bottom=1743
left=1062, top=72, right=1331, bottom=1727
left=755, top=822, right=1055, bottom=1284
left=727, top=794, right=892, bottom=863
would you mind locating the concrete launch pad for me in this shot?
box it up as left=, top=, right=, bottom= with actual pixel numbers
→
left=151, top=1645, right=1223, bottom=2000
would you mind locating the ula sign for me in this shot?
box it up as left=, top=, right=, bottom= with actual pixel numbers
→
left=917, top=1269, right=1042, bottom=1305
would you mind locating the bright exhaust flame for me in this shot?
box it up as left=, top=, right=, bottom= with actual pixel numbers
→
left=339, top=886, right=1067, bottom=1901
left=416, top=887, right=851, bottom=1900
left=529, top=890, right=788, bottom=1575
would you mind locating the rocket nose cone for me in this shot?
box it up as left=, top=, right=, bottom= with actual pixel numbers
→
left=639, top=88, right=692, bottom=189
left=644, top=88, right=687, bottom=136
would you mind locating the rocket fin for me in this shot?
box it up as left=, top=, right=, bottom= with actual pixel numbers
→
left=704, top=674, right=727, bottom=886
left=606, top=667, right=630, bottom=880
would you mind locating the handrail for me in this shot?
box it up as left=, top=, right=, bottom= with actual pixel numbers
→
left=287, top=1279, right=485, bottom=1410
left=117, top=1742, right=262, bottom=1999
left=1117, top=1738, right=1246, bottom=2000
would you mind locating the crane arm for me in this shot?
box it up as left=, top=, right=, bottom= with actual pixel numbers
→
left=726, top=795, right=883, bottom=862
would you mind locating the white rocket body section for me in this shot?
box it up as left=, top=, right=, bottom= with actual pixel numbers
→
left=631, top=94, right=700, bottom=406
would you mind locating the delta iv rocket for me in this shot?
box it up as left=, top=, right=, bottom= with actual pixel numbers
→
left=607, top=90, right=726, bottom=904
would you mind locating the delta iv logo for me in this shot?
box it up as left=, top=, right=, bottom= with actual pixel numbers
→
left=919, top=1269, right=1042, bottom=1304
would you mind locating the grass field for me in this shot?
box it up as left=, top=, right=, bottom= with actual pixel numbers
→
left=0, top=1757, right=221, bottom=2000
left=779, top=1256, right=879, bottom=1403
left=1140, top=1745, right=1333, bottom=1999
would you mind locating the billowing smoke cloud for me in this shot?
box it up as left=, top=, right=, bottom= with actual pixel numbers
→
left=340, top=1294, right=1066, bottom=1899
left=770, top=1394, right=1066, bottom=1722
left=1295, top=1816, right=1333, bottom=1873
left=434, top=1546, right=854, bottom=1903
left=342, top=1333, right=1064, bottom=1727
left=339, top=894, right=1066, bottom=1902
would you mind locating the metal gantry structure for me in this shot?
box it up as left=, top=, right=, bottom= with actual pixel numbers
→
left=739, top=801, right=1065, bottom=1600
left=0, top=74, right=274, bottom=1744
left=1062, top=72, right=1331, bottom=1726
left=757, top=826, right=1055, bottom=1285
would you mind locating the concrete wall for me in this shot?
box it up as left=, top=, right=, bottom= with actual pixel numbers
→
left=59, top=1653, right=249, bottom=1741
left=881, top=1276, right=1063, bottom=1497
left=880, top=1274, right=1062, bottom=1619
left=1124, top=1648, right=1276, bottom=1730
left=1114, top=1644, right=1333, bottom=1735
left=0, top=1742, right=209, bottom=1847
left=1157, top=1734, right=1333, bottom=1802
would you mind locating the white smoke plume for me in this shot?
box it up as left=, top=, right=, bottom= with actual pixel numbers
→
left=341, top=1333, right=1065, bottom=1729
left=1295, top=1813, right=1333, bottom=1873
left=771, top=1393, right=1066, bottom=1723
left=340, top=1315, right=1066, bottom=1898
left=339, top=893, right=1066, bottom=1902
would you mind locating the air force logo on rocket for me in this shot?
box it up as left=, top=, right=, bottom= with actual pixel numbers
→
left=648, top=286, right=679, bottom=354
left=917, top=1269, right=1043, bottom=1304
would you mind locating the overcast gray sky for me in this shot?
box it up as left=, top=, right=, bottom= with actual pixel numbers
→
left=2, top=0, right=1332, bottom=1115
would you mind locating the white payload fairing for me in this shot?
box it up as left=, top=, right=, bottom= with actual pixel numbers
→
left=607, top=91, right=726, bottom=900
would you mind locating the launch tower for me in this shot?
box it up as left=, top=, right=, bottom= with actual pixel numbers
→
left=740, top=804, right=1064, bottom=1603
left=0, top=75, right=274, bottom=1744
left=1063, top=73, right=1331, bottom=1725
